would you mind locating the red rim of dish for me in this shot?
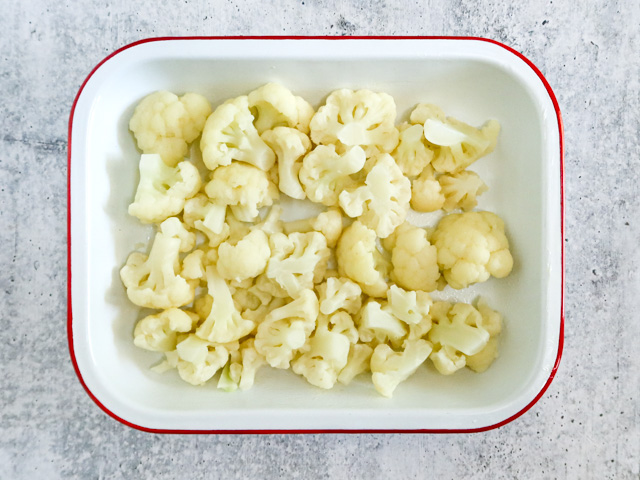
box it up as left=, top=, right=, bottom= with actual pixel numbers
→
left=67, top=36, right=564, bottom=434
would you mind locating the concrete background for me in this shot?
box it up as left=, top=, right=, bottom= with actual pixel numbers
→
left=1, top=0, right=638, bottom=478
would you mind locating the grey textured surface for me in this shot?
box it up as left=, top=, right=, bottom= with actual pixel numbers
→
left=1, top=0, right=638, bottom=478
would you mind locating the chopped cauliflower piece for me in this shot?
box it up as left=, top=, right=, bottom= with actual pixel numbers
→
left=120, top=219, right=196, bottom=309
left=410, top=165, right=445, bottom=212
left=183, top=194, right=230, bottom=247
left=254, top=289, right=319, bottom=369
left=429, top=303, right=489, bottom=356
left=204, top=163, right=279, bottom=222
left=387, top=223, right=440, bottom=292
left=465, top=337, right=499, bottom=373
left=439, top=170, right=488, bottom=212
left=261, top=127, right=311, bottom=199
left=200, top=95, right=276, bottom=171
left=299, top=145, right=366, bottom=206
left=171, top=334, right=234, bottom=385
left=266, top=231, right=330, bottom=297
left=283, top=208, right=343, bottom=248
left=181, top=249, right=206, bottom=281
left=317, top=277, right=362, bottom=315
left=248, top=83, right=315, bottom=134
left=431, top=211, right=514, bottom=289
left=292, top=313, right=352, bottom=389
left=392, top=122, right=434, bottom=177
left=409, top=103, right=446, bottom=125
left=129, top=91, right=212, bottom=166
left=128, top=154, right=201, bottom=224
left=339, top=153, right=411, bottom=238
left=310, top=89, right=399, bottom=156
left=370, top=339, right=433, bottom=398
left=217, top=338, right=266, bottom=391
left=357, top=300, right=407, bottom=346
left=410, top=103, right=500, bottom=173
left=386, top=285, right=431, bottom=326
left=217, top=230, right=271, bottom=282
left=336, top=221, right=390, bottom=298
left=159, top=217, right=196, bottom=252
left=133, top=308, right=198, bottom=352
left=195, top=266, right=256, bottom=344
left=476, top=297, right=503, bottom=337
left=337, top=343, right=373, bottom=385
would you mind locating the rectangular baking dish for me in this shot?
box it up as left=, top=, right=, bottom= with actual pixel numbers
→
left=68, top=37, right=563, bottom=433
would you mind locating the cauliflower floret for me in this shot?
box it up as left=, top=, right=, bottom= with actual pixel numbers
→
left=248, top=83, right=315, bottom=134
left=386, top=285, right=432, bottom=326
left=133, top=308, right=198, bottom=352
left=204, top=163, right=279, bottom=222
left=128, top=154, right=201, bottom=224
left=195, top=266, right=256, bottom=344
left=291, top=313, right=352, bottom=389
left=266, top=231, right=330, bottom=297
left=310, top=89, right=399, bottom=156
left=337, top=343, right=373, bottom=385
left=283, top=208, right=343, bottom=248
left=171, top=334, right=234, bottom=386
left=336, top=221, right=389, bottom=298
left=465, top=298, right=503, bottom=372
left=217, top=338, right=267, bottom=391
left=439, top=170, right=488, bottom=212
left=410, top=165, right=445, bottom=212
left=183, top=193, right=229, bottom=247
left=428, top=301, right=490, bottom=375
left=357, top=300, right=407, bottom=346
left=411, top=103, right=500, bottom=173
left=216, top=230, right=271, bottom=282
left=129, top=91, right=212, bottom=167
left=181, top=249, right=206, bottom=281
left=370, top=339, right=433, bottom=398
left=254, top=289, right=319, bottom=369
left=431, top=211, right=514, bottom=289
left=339, top=153, right=411, bottom=238
left=299, top=145, right=366, bottom=206
left=120, top=219, right=196, bottom=309
left=159, top=217, right=196, bottom=252
left=253, top=273, right=290, bottom=299
left=476, top=297, right=503, bottom=337
left=200, top=95, right=276, bottom=171
left=409, top=103, right=446, bottom=125
left=261, top=127, right=311, bottom=199
left=317, top=277, right=362, bottom=316
left=387, top=223, right=440, bottom=292
left=392, top=123, right=434, bottom=177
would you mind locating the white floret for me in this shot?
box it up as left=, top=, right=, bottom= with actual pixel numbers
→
left=248, top=83, right=315, bottom=134
left=261, top=126, right=311, bottom=199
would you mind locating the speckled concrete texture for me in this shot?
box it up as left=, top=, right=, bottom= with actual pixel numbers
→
left=1, top=0, right=638, bottom=478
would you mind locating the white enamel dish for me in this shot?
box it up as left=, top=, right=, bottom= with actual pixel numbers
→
left=68, top=37, right=564, bottom=433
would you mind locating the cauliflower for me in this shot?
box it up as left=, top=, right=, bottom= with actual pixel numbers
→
left=181, top=249, right=206, bottom=281
left=265, top=231, right=330, bottom=297
left=410, top=165, right=445, bottom=212
left=120, top=219, right=196, bottom=309
left=439, top=170, right=488, bottom=212
left=337, top=343, right=373, bottom=385
left=357, top=300, right=407, bottom=347
left=465, top=298, right=503, bottom=372
left=387, top=223, right=440, bottom=292
left=217, top=338, right=266, bottom=391
left=283, top=208, right=343, bottom=248
left=336, top=221, right=389, bottom=298
left=159, top=217, right=196, bottom=252
left=195, top=266, right=256, bottom=344
left=339, top=153, right=411, bottom=238
left=291, top=313, right=353, bottom=389
left=253, top=273, right=290, bottom=299
left=299, top=145, right=366, bottom=206
left=411, top=103, right=500, bottom=173
left=183, top=194, right=229, bottom=247
left=204, top=163, right=279, bottom=222
left=317, top=277, right=362, bottom=315
left=310, top=89, right=399, bottom=156
left=254, top=289, right=319, bottom=369
left=129, top=91, right=212, bottom=166
left=128, top=154, right=201, bottom=224
left=133, top=308, right=198, bottom=352
left=370, top=339, right=433, bottom=398
left=200, top=95, right=276, bottom=171
left=171, top=334, right=234, bottom=386
left=261, top=127, right=311, bottom=199
left=248, top=83, right=315, bottom=134
left=386, top=285, right=431, bottom=326
left=431, top=211, right=514, bottom=289
left=216, top=230, right=271, bottom=282
left=392, top=123, right=434, bottom=177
